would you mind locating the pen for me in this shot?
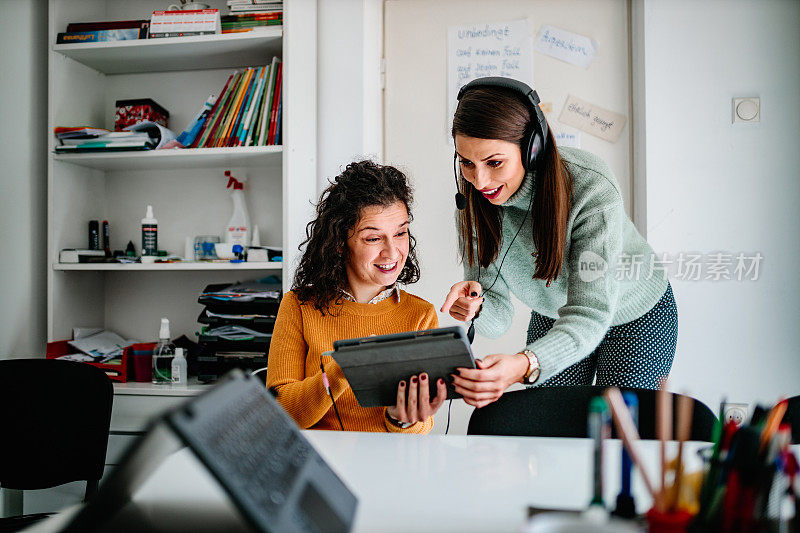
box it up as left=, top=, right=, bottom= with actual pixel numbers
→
left=613, top=391, right=638, bottom=518
left=588, top=396, right=611, bottom=509
left=669, top=393, right=694, bottom=511
left=604, top=388, right=657, bottom=499
left=656, top=378, right=672, bottom=511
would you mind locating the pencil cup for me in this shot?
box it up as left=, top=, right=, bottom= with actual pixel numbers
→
left=131, top=342, right=157, bottom=382
left=646, top=508, right=693, bottom=533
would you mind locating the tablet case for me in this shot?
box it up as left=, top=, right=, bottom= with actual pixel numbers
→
left=332, top=326, right=476, bottom=408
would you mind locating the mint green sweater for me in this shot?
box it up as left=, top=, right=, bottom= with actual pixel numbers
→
left=464, top=147, right=668, bottom=384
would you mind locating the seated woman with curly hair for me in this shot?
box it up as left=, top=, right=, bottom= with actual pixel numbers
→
left=266, top=160, right=447, bottom=433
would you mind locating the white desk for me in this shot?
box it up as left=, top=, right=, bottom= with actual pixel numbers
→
left=25, top=432, right=707, bottom=533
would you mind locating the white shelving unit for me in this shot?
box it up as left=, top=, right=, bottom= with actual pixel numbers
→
left=52, top=262, right=283, bottom=271
left=47, top=0, right=318, bottom=343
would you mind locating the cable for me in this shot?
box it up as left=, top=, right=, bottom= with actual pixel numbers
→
left=467, top=178, right=536, bottom=344
left=320, top=359, right=344, bottom=431
left=445, top=399, right=453, bottom=434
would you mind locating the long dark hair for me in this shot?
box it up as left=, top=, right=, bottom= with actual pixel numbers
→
left=292, top=160, right=421, bottom=314
left=452, top=86, right=573, bottom=286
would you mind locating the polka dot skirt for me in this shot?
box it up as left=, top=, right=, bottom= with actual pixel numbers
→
left=528, top=283, right=678, bottom=390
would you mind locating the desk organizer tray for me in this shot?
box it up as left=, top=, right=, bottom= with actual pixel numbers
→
left=46, top=339, right=131, bottom=382
left=198, top=334, right=271, bottom=355
left=198, top=282, right=282, bottom=315
left=196, top=352, right=267, bottom=384
left=197, top=309, right=276, bottom=333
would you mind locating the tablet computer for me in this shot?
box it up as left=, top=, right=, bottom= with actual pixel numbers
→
left=331, top=326, right=476, bottom=408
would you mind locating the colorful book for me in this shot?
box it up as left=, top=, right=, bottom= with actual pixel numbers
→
left=256, top=58, right=278, bottom=146
left=196, top=71, right=240, bottom=148
left=66, top=20, right=149, bottom=33
left=228, top=67, right=259, bottom=146
left=56, top=28, right=145, bottom=44
left=237, top=66, right=266, bottom=146
left=267, top=62, right=282, bottom=145
left=190, top=74, right=233, bottom=148
left=202, top=70, right=243, bottom=148
left=216, top=67, right=253, bottom=147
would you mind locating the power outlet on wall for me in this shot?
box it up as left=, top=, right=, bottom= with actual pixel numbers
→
left=723, top=403, right=749, bottom=426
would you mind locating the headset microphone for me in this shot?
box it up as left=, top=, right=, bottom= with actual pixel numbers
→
left=453, top=151, right=467, bottom=210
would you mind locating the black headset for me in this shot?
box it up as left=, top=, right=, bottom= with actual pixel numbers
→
left=453, top=77, right=549, bottom=210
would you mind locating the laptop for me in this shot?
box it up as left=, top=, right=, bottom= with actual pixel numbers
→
left=58, top=369, right=358, bottom=533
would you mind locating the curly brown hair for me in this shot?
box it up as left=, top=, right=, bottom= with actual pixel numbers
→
left=292, top=160, right=421, bottom=314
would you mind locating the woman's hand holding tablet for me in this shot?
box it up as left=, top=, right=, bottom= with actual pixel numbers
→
left=386, top=373, right=448, bottom=426
left=451, top=354, right=530, bottom=409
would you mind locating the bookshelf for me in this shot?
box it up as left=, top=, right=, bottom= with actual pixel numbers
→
left=53, top=146, right=282, bottom=171
left=52, top=262, right=283, bottom=272
left=53, top=30, right=283, bottom=74
left=47, top=0, right=317, bottom=343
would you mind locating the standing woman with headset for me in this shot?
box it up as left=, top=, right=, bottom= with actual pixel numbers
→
left=441, top=77, right=677, bottom=409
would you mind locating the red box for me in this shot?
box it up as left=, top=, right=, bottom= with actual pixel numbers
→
left=114, top=98, right=169, bottom=131
left=46, top=339, right=134, bottom=382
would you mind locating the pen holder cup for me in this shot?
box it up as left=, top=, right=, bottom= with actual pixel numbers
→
left=131, top=342, right=157, bottom=382
left=646, top=508, right=693, bottom=533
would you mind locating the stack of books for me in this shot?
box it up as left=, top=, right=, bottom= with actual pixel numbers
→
left=54, top=127, right=152, bottom=152
left=56, top=19, right=149, bottom=44
left=54, top=121, right=177, bottom=153
left=223, top=0, right=282, bottom=33
left=189, top=57, right=282, bottom=148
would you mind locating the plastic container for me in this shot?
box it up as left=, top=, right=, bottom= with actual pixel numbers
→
left=645, top=508, right=693, bottom=533
left=131, top=342, right=157, bottom=382
left=152, top=317, right=175, bottom=384
left=171, top=347, right=187, bottom=385
left=141, top=205, right=158, bottom=264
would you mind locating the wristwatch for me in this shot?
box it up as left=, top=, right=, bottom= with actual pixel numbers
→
left=385, top=409, right=414, bottom=429
left=519, top=349, right=541, bottom=385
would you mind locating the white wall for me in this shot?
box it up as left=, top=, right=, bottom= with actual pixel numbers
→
left=0, top=0, right=48, bottom=359
left=638, top=0, right=800, bottom=410
left=316, top=0, right=383, bottom=190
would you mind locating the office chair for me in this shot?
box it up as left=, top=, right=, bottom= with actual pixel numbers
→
left=467, top=385, right=718, bottom=441
left=0, top=359, right=113, bottom=531
left=782, top=395, right=800, bottom=443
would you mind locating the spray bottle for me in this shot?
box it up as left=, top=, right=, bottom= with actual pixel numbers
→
left=141, top=205, right=158, bottom=264
left=224, top=171, right=250, bottom=247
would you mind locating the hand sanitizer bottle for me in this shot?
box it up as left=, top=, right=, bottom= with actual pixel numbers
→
left=141, top=205, right=158, bottom=264
left=152, top=317, right=175, bottom=384
left=171, top=347, right=187, bottom=385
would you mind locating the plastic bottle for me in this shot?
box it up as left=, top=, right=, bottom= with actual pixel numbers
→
left=171, top=347, right=187, bottom=385
left=224, top=171, right=250, bottom=247
left=141, top=205, right=158, bottom=264
left=152, top=317, right=175, bottom=384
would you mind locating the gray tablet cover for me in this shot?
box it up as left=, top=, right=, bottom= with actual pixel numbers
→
left=332, top=326, right=476, bottom=408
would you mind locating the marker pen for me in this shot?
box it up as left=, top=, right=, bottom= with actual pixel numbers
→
left=613, top=392, right=639, bottom=518
left=588, top=396, right=611, bottom=509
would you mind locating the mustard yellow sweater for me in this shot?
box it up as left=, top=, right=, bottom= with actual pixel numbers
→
left=266, top=289, right=439, bottom=433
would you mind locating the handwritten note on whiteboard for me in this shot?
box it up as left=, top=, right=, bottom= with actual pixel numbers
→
left=533, top=25, right=597, bottom=69
left=447, top=19, right=534, bottom=135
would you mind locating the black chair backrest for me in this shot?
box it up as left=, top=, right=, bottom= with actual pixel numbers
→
left=0, top=359, right=113, bottom=491
left=467, top=385, right=718, bottom=442
left=782, top=395, right=800, bottom=444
